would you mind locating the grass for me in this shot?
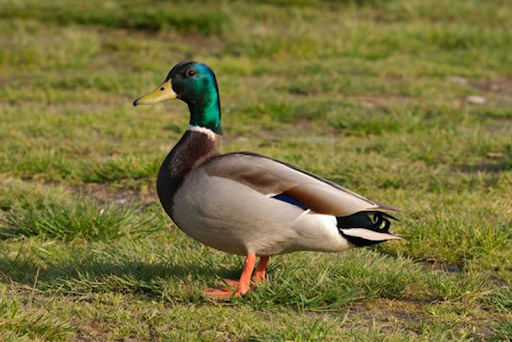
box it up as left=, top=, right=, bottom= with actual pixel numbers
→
left=0, top=0, right=511, bottom=340
left=0, top=0, right=230, bottom=35
left=496, top=319, right=512, bottom=341
left=3, top=200, right=162, bottom=241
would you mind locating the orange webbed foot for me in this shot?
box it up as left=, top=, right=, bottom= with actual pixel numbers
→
left=202, top=279, right=239, bottom=300
left=202, top=281, right=253, bottom=300
left=222, top=279, right=240, bottom=288
left=202, top=253, right=262, bottom=300
left=252, top=256, right=270, bottom=284
left=202, top=287, right=235, bottom=300
left=252, top=273, right=266, bottom=284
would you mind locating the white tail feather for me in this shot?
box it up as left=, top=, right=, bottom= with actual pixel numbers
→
left=340, top=228, right=401, bottom=241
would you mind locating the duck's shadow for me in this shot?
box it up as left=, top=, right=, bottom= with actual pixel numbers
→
left=0, top=254, right=241, bottom=297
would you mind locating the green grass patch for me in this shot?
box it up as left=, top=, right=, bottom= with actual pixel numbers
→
left=0, top=0, right=511, bottom=340
left=0, top=0, right=231, bottom=35
left=2, top=196, right=164, bottom=241
left=0, top=291, right=74, bottom=341
left=496, top=318, right=512, bottom=341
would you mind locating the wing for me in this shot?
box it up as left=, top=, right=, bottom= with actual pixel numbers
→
left=203, top=152, right=401, bottom=217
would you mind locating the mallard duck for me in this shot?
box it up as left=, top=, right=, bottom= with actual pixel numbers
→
left=133, top=61, right=401, bottom=299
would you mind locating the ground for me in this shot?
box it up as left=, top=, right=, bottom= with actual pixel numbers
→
left=0, top=0, right=511, bottom=341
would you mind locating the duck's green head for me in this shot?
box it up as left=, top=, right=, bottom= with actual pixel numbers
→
left=134, top=61, right=222, bottom=134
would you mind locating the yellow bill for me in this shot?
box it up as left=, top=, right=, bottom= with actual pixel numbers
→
left=133, top=81, right=177, bottom=106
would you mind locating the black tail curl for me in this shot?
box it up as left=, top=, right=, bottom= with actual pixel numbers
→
left=336, top=211, right=398, bottom=232
left=336, top=211, right=399, bottom=247
left=371, top=212, right=398, bottom=233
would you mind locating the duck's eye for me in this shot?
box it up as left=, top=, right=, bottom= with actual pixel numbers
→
left=186, top=70, right=195, bottom=77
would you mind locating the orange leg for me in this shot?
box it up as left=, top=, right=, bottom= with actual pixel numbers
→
left=236, top=253, right=257, bottom=295
left=253, top=256, right=270, bottom=283
left=203, top=253, right=257, bottom=300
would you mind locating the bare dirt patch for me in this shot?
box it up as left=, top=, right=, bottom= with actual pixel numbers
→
left=472, top=79, right=512, bottom=94
left=72, top=183, right=158, bottom=206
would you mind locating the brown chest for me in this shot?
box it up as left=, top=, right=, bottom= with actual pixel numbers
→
left=156, top=130, right=221, bottom=219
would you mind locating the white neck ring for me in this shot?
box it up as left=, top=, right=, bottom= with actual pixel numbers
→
left=187, top=125, right=217, bottom=140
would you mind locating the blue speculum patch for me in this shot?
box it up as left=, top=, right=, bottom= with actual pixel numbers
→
left=272, top=193, right=308, bottom=210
